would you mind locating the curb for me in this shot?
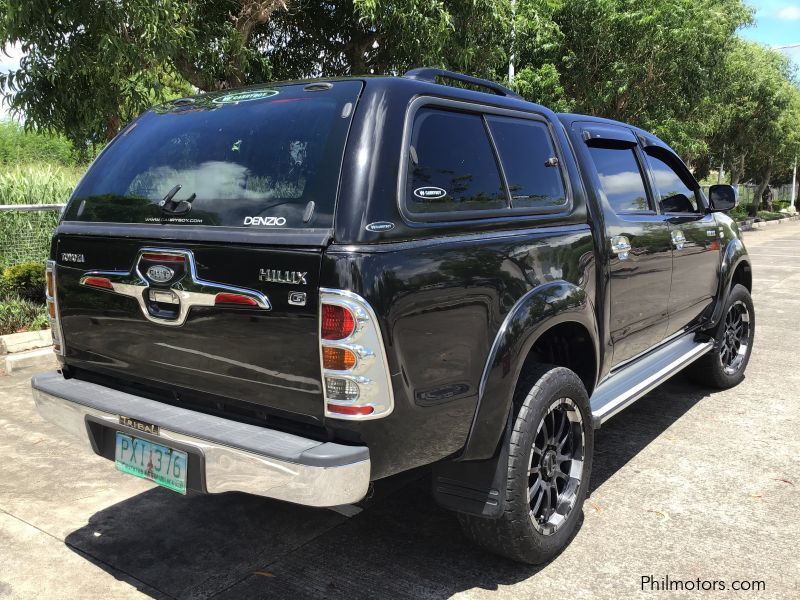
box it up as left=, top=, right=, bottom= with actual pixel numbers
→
left=3, top=347, right=57, bottom=375
left=737, top=214, right=799, bottom=231
left=0, top=329, right=53, bottom=355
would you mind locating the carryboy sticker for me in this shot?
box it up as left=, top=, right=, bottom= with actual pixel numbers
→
left=212, top=89, right=279, bottom=104
left=413, top=186, right=447, bottom=200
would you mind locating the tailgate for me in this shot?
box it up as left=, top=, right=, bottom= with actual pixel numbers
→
left=55, top=234, right=325, bottom=420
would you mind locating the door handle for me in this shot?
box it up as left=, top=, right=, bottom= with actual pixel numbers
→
left=610, top=235, right=631, bottom=260
left=671, top=230, right=686, bottom=250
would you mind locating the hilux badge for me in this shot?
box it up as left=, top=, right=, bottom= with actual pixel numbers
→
left=146, top=265, right=174, bottom=283
left=259, top=269, right=307, bottom=285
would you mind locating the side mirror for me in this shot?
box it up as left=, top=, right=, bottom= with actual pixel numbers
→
left=708, top=184, right=737, bottom=212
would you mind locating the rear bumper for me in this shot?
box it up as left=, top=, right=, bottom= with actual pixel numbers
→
left=31, top=371, right=370, bottom=507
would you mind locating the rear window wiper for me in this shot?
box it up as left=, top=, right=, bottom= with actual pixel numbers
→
left=159, top=184, right=196, bottom=215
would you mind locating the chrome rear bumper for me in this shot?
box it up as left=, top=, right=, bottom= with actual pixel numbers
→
left=31, top=371, right=370, bottom=507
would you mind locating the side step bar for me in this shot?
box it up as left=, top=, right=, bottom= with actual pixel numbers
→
left=590, top=334, right=714, bottom=428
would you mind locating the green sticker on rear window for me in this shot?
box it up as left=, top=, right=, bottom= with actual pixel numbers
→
left=212, top=90, right=279, bottom=104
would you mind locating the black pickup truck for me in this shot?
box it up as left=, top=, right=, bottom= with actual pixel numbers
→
left=32, top=69, right=754, bottom=564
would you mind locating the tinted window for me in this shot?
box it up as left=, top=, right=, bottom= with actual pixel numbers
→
left=645, top=151, right=699, bottom=213
left=64, top=81, right=363, bottom=228
left=588, top=147, right=651, bottom=213
left=407, top=109, right=506, bottom=214
left=487, top=116, right=567, bottom=211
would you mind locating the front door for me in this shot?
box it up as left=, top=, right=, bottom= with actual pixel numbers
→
left=579, top=126, right=673, bottom=368
left=642, top=148, right=720, bottom=334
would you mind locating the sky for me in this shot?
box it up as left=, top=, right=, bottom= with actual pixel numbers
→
left=1, top=2, right=799, bottom=121
left=740, top=1, right=800, bottom=68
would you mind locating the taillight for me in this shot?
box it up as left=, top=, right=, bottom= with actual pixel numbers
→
left=45, top=261, right=64, bottom=356
left=319, top=289, right=394, bottom=420
left=322, top=346, right=358, bottom=370
left=321, top=304, right=356, bottom=340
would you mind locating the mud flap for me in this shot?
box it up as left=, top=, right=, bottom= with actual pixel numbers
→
left=431, top=414, right=511, bottom=519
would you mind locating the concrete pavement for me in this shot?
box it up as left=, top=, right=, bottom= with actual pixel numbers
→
left=1, top=221, right=799, bottom=599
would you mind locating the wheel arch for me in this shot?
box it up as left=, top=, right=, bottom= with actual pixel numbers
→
left=459, top=280, right=599, bottom=462
left=708, top=237, right=751, bottom=328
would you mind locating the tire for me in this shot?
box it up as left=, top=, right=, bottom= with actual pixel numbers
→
left=458, top=365, right=594, bottom=564
left=688, top=284, right=755, bottom=389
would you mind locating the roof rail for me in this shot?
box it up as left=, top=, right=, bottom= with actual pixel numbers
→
left=403, top=68, right=522, bottom=100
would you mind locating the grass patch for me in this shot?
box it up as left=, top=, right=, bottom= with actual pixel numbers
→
left=0, top=162, right=82, bottom=265
left=0, top=294, right=48, bottom=335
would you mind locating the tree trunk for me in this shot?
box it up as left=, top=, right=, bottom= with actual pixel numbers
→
left=750, top=166, right=771, bottom=218
left=105, top=114, right=121, bottom=142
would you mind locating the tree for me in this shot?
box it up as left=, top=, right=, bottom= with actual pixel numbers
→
left=698, top=40, right=800, bottom=214
left=0, top=1, right=287, bottom=144
left=549, top=0, right=752, bottom=158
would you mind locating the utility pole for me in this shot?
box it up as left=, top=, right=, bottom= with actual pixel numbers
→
left=792, top=154, right=797, bottom=213
left=718, top=146, right=725, bottom=184
left=508, top=0, right=516, bottom=84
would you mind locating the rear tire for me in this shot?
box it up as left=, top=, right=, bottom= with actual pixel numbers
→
left=458, top=365, right=593, bottom=564
left=688, top=284, right=755, bottom=389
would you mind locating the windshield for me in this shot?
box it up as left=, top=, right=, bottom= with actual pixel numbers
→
left=64, top=81, right=363, bottom=229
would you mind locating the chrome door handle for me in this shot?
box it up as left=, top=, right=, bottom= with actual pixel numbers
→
left=671, top=230, right=686, bottom=250
left=610, top=235, right=631, bottom=260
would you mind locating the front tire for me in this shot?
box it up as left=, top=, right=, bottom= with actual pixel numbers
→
left=458, top=365, right=594, bottom=564
left=689, top=284, right=755, bottom=389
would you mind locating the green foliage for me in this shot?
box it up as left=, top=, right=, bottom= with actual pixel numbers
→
left=0, top=0, right=196, bottom=145
left=0, top=163, right=78, bottom=265
left=0, top=293, right=47, bottom=334
left=0, top=121, right=76, bottom=165
left=756, top=211, right=785, bottom=222
left=552, top=0, right=752, bottom=157
left=1, top=261, right=45, bottom=302
left=0, top=0, right=798, bottom=197
left=0, top=163, right=80, bottom=205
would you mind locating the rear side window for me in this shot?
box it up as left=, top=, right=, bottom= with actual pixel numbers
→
left=486, top=116, right=566, bottom=210
left=64, top=81, right=363, bottom=229
left=587, top=146, right=651, bottom=213
left=406, top=109, right=507, bottom=214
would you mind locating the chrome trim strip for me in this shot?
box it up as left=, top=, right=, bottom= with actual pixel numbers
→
left=32, top=387, right=370, bottom=507
left=79, top=247, right=270, bottom=327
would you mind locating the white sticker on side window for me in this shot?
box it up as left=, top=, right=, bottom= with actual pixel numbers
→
left=413, top=186, right=447, bottom=200
left=244, top=216, right=287, bottom=226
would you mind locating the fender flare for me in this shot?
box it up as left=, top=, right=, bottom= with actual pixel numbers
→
left=708, top=238, right=750, bottom=328
left=458, top=280, right=599, bottom=461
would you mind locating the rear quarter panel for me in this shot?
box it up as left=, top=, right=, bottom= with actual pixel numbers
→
left=321, top=226, right=597, bottom=478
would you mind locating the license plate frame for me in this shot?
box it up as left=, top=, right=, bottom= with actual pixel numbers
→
left=114, top=431, right=188, bottom=494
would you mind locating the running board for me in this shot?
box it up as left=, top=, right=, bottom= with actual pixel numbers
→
left=590, top=335, right=714, bottom=428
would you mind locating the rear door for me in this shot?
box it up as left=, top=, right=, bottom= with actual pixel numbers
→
left=54, top=80, right=363, bottom=420
left=642, top=147, right=719, bottom=333
left=577, top=124, right=673, bottom=367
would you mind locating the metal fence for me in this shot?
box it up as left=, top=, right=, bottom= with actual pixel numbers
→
left=0, top=204, right=65, bottom=267
left=701, top=183, right=798, bottom=212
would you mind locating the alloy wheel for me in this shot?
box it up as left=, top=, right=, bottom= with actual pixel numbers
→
left=720, top=300, right=751, bottom=375
left=527, top=397, right=585, bottom=535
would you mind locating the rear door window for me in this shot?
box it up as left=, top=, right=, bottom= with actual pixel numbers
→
left=406, top=108, right=507, bottom=215
left=486, top=116, right=567, bottom=211
left=63, top=81, right=363, bottom=229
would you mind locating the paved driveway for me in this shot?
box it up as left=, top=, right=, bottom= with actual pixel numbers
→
left=2, top=221, right=799, bottom=599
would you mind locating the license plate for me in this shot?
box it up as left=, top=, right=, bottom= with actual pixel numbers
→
left=114, top=431, right=188, bottom=494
